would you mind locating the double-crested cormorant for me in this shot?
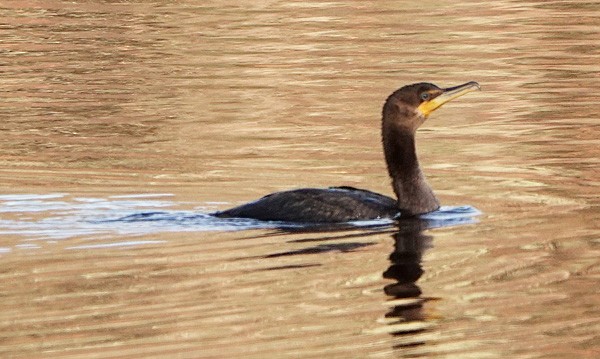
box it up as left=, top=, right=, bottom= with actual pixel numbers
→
left=214, top=81, right=480, bottom=223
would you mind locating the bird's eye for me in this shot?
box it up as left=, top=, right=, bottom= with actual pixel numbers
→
left=420, top=92, right=430, bottom=101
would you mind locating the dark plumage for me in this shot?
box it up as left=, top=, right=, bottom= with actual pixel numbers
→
left=216, top=186, right=398, bottom=223
left=214, top=81, right=480, bottom=223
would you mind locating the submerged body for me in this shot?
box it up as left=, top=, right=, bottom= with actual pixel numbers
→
left=215, top=81, right=480, bottom=223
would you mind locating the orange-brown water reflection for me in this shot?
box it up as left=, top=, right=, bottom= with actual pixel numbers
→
left=1, top=1, right=599, bottom=358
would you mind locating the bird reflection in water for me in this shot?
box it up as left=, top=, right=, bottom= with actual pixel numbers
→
left=383, top=218, right=433, bottom=345
left=243, top=206, right=479, bottom=349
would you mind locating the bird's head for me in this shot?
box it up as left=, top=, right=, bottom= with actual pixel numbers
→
left=383, top=81, right=480, bottom=131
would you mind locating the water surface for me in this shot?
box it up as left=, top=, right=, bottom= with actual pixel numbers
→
left=1, top=1, right=599, bottom=358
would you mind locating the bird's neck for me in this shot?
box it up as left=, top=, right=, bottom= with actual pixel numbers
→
left=382, top=125, right=440, bottom=215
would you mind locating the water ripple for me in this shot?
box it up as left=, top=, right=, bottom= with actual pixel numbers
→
left=0, top=193, right=481, bottom=243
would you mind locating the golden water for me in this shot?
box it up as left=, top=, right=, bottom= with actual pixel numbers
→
left=1, top=1, right=599, bottom=358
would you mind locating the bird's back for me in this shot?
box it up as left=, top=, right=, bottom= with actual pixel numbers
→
left=214, top=186, right=398, bottom=223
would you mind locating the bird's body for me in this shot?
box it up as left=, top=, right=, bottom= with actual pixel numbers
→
left=217, top=187, right=398, bottom=223
left=214, top=81, right=480, bottom=223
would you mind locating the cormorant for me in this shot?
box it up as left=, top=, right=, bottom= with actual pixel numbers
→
left=214, top=81, right=480, bottom=223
